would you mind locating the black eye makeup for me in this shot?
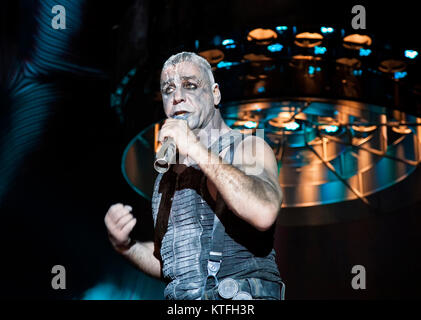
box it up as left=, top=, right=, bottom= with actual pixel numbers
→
left=162, top=85, right=175, bottom=94
left=183, top=81, right=198, bottom=90
left=161, top=75, right=203, bottom=95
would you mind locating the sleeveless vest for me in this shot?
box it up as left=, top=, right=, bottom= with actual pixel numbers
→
left=151, top=130, right=281, bottom=300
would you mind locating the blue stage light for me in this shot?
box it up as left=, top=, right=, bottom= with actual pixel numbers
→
left=267, top=43, right=283, bottom=52
left=217, top=61, right=232, bottom=68
left=308, top=66, right=315, bottom=75
left=394, top=71, right=407, bottom=79
left=353, top=69, right=363, bottom=76
left=222, top=39, right=235, bottom=46
left=244, top=121, right=258, bottom=129
left=225, top=44, right=236, bottom=49
left=320, top=26, right=334, bottom=34
left=308, top=66, right=321, bottom=75
left=257, top=86, right=266, bottom=93
left=314, top=46, right=327, bottom=54
left=285, top=122, right=300, bottom=131
left=324, top=125, right=339, bottom=133
left=359, top=48, right=371, bottom=56
left=404, top=50, right=418, bottom=59
left=216, top=61, right=239, bottom=69
left=276, top=26, right=288, bottom=32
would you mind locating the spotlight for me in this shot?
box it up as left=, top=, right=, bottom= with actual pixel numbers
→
left=318, top=117, right=340, bottom=134
left=285, top=121, right=300, bottom=131
left=320, top=26, right=334, bottom=34
left=379, top=59, right=407, bottom=77
left=267, top=43, right=283, bottom=52
left=392, top=125, right=412, bottom=134
left=247, top=28, right=278, bottom=45
left=216, top=61, right=239, bottom=69
left=394, top=71, right=408, bottom=79
left=244, top=121, right=258, bottom=129
left=231, top=120, right=259, bottom=132
left=323, top=125, right=339, bottom=133
left=268, top=112, right=300, bottom=130
left=404, top=50, right=418, bottom=59
left=351, top=124, right=377, bottom=133
left=222, top=39, right=235, bottom=46
left=359, top=48, right=371, bottom=56
left=314, top=46, right=327, bottom=55
left=276, top=26, right=288, bottom=32
left=308, top=66, right=321, bottom=75
left=294, top=32, right=324, bottom=48
left=343, top=34, right=372, bottom=50
left=217, top=61, right=231, bottom=68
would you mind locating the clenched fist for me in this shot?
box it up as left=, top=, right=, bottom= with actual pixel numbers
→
left=158, top=118, right=200, bottom=157
left=104, top=203, right=137, bottom=252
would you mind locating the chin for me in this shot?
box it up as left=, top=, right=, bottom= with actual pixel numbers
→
left=187, top=118, right=199, bottom=130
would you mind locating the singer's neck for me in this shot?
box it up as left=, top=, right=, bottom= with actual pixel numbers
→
left=194, top=110, right=232, bottom=149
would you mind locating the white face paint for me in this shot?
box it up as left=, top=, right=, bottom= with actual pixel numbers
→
left=160, top=61, right=217, bottom=131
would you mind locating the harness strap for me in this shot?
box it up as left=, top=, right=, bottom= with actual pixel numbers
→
left=203, top=131, right=247, bottom=291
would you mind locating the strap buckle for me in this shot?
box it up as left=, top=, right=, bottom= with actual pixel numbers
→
left=206, top=260, right=221, bottom=287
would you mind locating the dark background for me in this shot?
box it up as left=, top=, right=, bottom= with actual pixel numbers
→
left=0, top=0, right=420, bottom=299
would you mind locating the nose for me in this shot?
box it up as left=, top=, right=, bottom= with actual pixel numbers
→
left=173, top=87, right=185, bottom=105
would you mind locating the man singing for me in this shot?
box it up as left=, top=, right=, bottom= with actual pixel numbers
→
left=104, top=52, right=285, bottom=300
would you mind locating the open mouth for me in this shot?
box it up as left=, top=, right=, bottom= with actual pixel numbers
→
left=172, top=111, right=190, bottom=118
left=174, top=110, right=188, bottom=116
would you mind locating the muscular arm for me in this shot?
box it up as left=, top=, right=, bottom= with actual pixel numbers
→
left=190, top=135, right=283, bottom=231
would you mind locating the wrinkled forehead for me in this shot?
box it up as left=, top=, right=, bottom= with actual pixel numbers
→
left=160, top=61, right=210, bottom=85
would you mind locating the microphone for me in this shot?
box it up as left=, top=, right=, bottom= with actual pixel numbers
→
left=154, top=137, right=176, bottom=173
left=154, top=113, right=189, bottom=173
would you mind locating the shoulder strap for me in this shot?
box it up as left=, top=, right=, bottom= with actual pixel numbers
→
left=208, top=130, right=244, bottom=159
left=205, top=131, right=246, bottom=286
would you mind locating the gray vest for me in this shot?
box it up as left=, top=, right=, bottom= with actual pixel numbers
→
left=151, top=130, right=281, bottom=300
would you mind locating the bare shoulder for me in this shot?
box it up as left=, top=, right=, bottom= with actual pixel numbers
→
left=233, top=134, right=282, bottom=198
left=233, top=134, right=278, bottom=170
left=237, top=134, right=272, bottom=150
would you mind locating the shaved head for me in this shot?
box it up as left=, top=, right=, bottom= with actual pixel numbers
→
left=161, top=52, right=215, bottom=85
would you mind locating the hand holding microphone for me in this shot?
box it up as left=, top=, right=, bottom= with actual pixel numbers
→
left=154, top=113, right=196, bottom=173
left=154, top=136, right=177, bottom=173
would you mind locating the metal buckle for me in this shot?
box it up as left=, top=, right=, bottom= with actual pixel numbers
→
left=217, top=278, right=239, bottom=299
left=206, top=261, right=221, bottom=287
left=207, top=261, right=220, bottom=276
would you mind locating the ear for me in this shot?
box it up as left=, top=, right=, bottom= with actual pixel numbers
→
left=212, top=83, right=221, bottom=106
